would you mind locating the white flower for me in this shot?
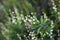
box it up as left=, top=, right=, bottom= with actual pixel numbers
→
left=33, top=22, right=36, bottom=24
left=24, top=20, right=26, bottom=22
left=51, top=29, right=53, bottom=32
left=12, top=11, right=14, bottom=14
left=51, top=0, right=54, bottom=2
left=12, top=19, right=16, bottom=23
left=53, top=6, right=57, bottom=10
left=50, top=36, right=53, bottom=38
left=28, top=19, right=32, bottom=22
left=33, top=19, right=35, bottom=21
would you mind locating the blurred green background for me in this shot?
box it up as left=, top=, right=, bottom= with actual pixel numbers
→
left=0, top=0, right=60, bottom=40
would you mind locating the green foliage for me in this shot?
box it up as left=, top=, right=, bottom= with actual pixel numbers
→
left=0, top=0, right=60, bottom=40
